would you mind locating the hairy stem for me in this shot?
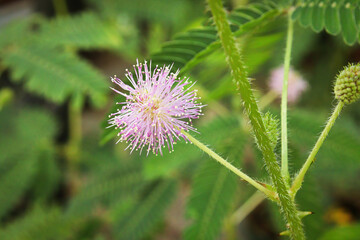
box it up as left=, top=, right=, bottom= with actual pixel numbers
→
left=231, top=191, right=265, bottom=224
left=291, top=101, right=344, bottom=197
left=182, top=131, right=277, bottom=200
left=281, top=12, right=294, bottom=184
left=206, top=0, right=305, bottom=238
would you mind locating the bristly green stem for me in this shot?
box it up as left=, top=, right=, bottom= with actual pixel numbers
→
left=206, top=0, right=305, bottom=238
left=281, top=10, right=294, bottom=184
left=291, top=101, right=344, bottom=197
left=182, top=131, right=278, bottom=200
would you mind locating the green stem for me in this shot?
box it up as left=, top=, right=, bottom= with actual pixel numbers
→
left=206, top=0, right=305, bottom=239
left=231, top=191, right=265, bottom=224
left=291, top=101, right=344, bottom=197
left=0, top=88, right=14, bottom=111
left=66, top=101, right=82, bottom=169
left=258, top=90, right=279, bottom=110
left=182, top=131, right=277, bottom=200
left=52, top=0, right=69, bottom=16
left=281, top=11, right=294, bottom=184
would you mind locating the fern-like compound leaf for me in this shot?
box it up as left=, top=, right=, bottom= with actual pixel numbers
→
left=183, top=132, right=246, bottom=240
left=293, top=0, right=360, bottom=45
left=38, top=12, right=122, bottom=49
left=0, top=206, right=74, bottom=240
left=150, top=2, right=280, bottom=72
left=1, top=44, right=108, bottom=106
left=113, top=180, right=178, bottom=240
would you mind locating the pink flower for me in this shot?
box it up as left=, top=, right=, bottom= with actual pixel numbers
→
left=108, top=60, right=204, bottom=155
left=268, top=66, right=308, bottom=103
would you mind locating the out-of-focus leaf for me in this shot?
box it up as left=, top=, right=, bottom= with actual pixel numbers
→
left=339, top=2, right=358, bottom=45
left=183, top=128, right=246, bottom=240
left=0, top=155, right=36, bottom=220
left=0, top=16, right=41, bottom=49
left=38, top=12, right=122, bottom=49
left=1, top=44, right=108, bottom=106
left=112, top=180, right=177, bottom=240
left=0, top=108, right=58, bottom=219
left=143, top=116, right=240, bottom=180
left=288, top=109, right=360, bottom=187
left=0, top=206, right=75, bottom=240
left=184, top=161, right=237, bottom=240
left=319, top=223, right=360, bottom=240
left=66, top=160, right=144, bottom=217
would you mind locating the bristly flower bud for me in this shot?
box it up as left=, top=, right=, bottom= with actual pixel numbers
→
left=254, top=112, right=279, bottom=150
left=334, top=63, right=360, bottom=104
left=263, top=112, right=279, bottom=150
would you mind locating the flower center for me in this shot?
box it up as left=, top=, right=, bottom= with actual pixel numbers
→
left=142, top=96, right=162, bottom=119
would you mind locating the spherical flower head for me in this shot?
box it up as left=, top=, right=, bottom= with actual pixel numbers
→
left=268, top=66, right=308, bottom=103
left=334, top=63, right=360, bottom=104
left=108, top=60, right=204, bottom=155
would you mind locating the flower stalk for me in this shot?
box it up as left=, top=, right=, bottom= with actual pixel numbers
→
left=182, top=131, right=277, bottom=200
left=281, top=11, right=294, bottom=184
left=230, top=191, right=265, bottom=224
left=206, top=0, right=305, bottom=238
left=65, top=99, right=82, bottom=170
left=291, top=101, right=344, bottom=197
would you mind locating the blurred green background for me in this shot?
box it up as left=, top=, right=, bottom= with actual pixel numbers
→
left=0, top=0, right=360, bottom=239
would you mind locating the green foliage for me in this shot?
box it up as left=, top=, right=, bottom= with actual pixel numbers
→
left=292, top=0, right=360, bottom=45
left=67, top=158, right=144, bottom=217
left=38, top=12, right=122, bottom=49
left=0, top=88, right=14, bottom=110
left=143, top=116, right=240, bottom=180
left=183, top=132, right=246, bottom=240
left=184, top=161, right=237, bottom=240
left=0, top=16, right=40, bottom=49
left=112, top=180, right=177, bottom=240
left=319, top=223, right=360, bottom=240
left=0, top=11, right=117, bottom=106
left=242, top=30, right=284, bottom=74
left=192, top=28, right=283, bottom=102
left=0, top=108, right=58, bottom=220
left=288, top=109, right=360, bottom=187
left=150, top=2, right=280, bottom=72
left=295, top=174, right=327, bottom=239
left=30, top=148, right=61, bottom=201
left=1, top=43, right=108, bottom=106
left=86, top=0, right=203, bottom=29
left=0, top=154, right=36, bottom=220
left=0, top=206, right=74, bottom=240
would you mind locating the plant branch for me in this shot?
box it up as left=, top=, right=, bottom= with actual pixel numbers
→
left=182, top=131, right=277, bottom=200
left=66, top=100, right=82, bottom=170
left=281, top=11, right=294, bottom=184
left=231, top=191, right=265, bottom=224
left=258, top=90, right=279, bottom=110
left=52, top=0, right=69, bottom=16
left=206, top=0, right=305, bottom=238
left=291, top=101, right=344, bottom=197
